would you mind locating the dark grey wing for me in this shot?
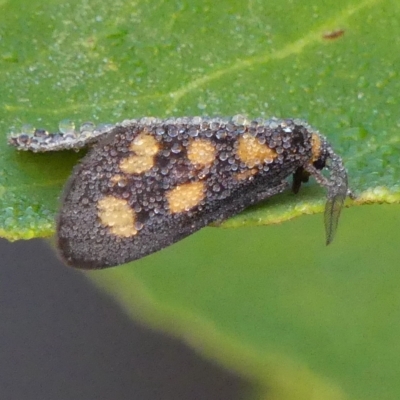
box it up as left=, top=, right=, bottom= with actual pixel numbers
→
left=56, top=125, right=204, bottom=269
left=55, top=124, right=246, bottom=269
left=56, top=121, right=296, bottom=269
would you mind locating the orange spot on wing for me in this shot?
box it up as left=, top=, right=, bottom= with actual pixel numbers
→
left=166, top=181, right=205, bottom=213
left=237, top=134, right=277, bottom=167
left=187, top=139, right=216, bottom=168
left=120, top=132, right=159, bottom=174
left=97, top=196, right=137, bottom=237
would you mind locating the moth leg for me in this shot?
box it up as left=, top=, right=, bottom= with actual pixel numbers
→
left=304, top=163, right=331, bottom=187
left=292, top=167, right=310, bottom=194
left=304, top=145, right=349, bottom=245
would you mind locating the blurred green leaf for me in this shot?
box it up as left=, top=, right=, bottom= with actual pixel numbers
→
left=90, top=204, right=400, bottom=400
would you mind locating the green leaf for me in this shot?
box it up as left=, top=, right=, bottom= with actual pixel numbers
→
left=2, top=0, right=400, bottom=398
left=1, top=0, right=400, bottom=239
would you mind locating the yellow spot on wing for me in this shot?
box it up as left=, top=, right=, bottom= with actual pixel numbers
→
left=120, top=155, right=154, bottom=174
left=311, top=133, right=322, bottom=162
left=97, top=196, right=137, bottom=237
left=120, top=132, right=159, bottom=174
left=130, top=132, right=159, bottom=156
left=187, top=139, right=216, bottom=167
left=167, top=181, right=205, bottom=213
left=237, top=133, right=277, bottom=167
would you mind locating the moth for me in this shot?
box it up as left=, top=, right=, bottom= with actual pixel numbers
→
left=9, top=116, right=352, bottom=269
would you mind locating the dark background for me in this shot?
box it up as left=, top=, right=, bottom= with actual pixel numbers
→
left=0, top=238, right=249, bottom=400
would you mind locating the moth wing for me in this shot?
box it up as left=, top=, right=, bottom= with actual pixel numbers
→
left=57, top=126, right=214, bottom=269
left=57, top=124, right=262, bottom=269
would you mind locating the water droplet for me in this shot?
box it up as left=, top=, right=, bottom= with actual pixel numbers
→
left=171, top=143, right=181, bottom=153
left=34, top=128, right=49, bottom=138
left=269, top=121, right=279, bottom=129
left=117, top=178, right=128, bottom=187
left=95, top=123, right=114, bottom=133
left=168, top=126, right=178, bottom=137
left=231, top=114, right=249, bottom=125
left=79, top=121, right=95, bottom=133
left=188, top=126, right=199, bottom=137
left=219, top=152, right=228, bottom=161
left=191, top=116, right=202, bottom=125
left=15, top=133, right=29, bottom=145
left=216, top=130, right=227, bottom=139
left=21, top=124, right=35, bottom=135
left=140, top=117, right=157, bottom=125
left=212, top=184, right=221, bottom=192
left=59, top=119, right=76, bottom=135
left=156, top=127, right=165, bottom=135
left=210, top=121, right=220, bottom=130
left=135, top=221, right=144, bottom=231
left=7, top=127, right=18, bottom=138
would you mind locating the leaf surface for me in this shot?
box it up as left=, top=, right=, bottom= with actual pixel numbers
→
left=1, top=1, right=400, bottom=398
